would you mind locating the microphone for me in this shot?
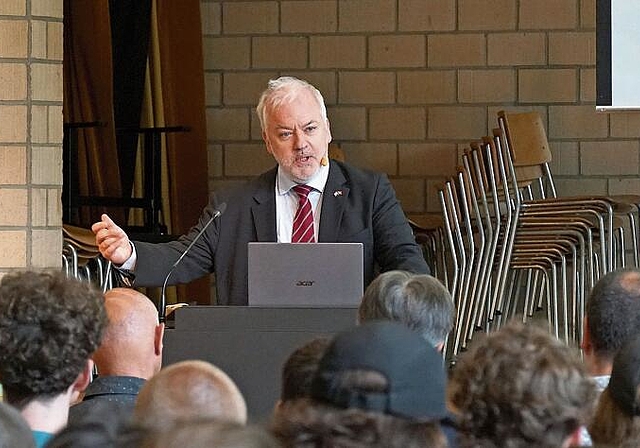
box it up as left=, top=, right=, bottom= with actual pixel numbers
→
left=159, top=202, right=227, bottom=323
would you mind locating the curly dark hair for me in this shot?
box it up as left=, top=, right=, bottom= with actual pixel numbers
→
left=449, top=322, right=596, bottom=448
left=0, top=271, right=107, bottom=406
left=138, top=419, right=283, bottom=448
left=271, top=398, right=447, bottom=448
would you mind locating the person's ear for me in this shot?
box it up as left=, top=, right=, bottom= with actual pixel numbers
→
left=273, top=399, right=283, bottom=414
left=73, top=359, right=94, bottom=394
left=155, top=322, right=165, bottom=357
left=561, top=423, right=582, bottom=448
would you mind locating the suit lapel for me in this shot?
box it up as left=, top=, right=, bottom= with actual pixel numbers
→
left=251, top=167, right=278, bottom=241
left=319, top=161, right=349, bottom=242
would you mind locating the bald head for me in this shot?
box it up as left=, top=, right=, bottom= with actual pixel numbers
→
left=92, top=288, right=163, bottom=378
left=133, top=360, right=247, bottom=429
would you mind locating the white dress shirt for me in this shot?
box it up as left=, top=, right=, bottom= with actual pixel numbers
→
left=275, top=163, right=329, bottom=242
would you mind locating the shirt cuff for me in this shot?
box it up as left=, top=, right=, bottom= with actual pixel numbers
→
left=119, top=242, right=137, bottom=270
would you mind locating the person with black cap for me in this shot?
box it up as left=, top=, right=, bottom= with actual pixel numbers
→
left=589, top=333, right=640, bottom=447
left=270, top=320, right=449, bottom=448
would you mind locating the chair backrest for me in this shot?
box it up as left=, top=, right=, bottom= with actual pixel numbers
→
left=497, top=111, right=557, bottom=199
left=497, top=111, right=552, bottom=166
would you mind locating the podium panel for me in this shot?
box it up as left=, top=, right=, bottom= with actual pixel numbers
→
left=163, top=306, right=358, bottom=422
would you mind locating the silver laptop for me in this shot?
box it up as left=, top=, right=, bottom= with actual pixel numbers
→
left=248, top=242, right=364, bottom=307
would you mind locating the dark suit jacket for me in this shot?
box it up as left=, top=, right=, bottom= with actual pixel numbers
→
left=133, top=160, right=429, bottom=305
left=68, top=376, right=144, bottom=424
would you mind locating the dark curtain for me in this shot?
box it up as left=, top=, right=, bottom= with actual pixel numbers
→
left=109, top=0, right=153, bottom=204
left=64, top=0, right=152, bottom=227
left=63, top=0, right=124, bottom=226
left=156, top=0, right=210, bottom=304
left=64, top=0, right=210, bottom=304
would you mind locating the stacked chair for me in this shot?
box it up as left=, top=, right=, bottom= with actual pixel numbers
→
left=62, top=224, right=114, bottom=292
left=410, top=216, right=448, bottom=282
left=434, top=110, right=640, bottom=361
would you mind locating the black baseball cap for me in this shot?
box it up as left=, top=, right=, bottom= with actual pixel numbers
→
left=310, top=320, right=447, bottom=420
left=609, top=334, right=640, bottom=416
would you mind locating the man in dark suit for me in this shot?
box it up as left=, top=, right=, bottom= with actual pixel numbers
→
left=93, top=76, right=429, bottom=305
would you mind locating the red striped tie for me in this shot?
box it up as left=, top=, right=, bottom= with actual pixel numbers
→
left=292, top=184, right=315, bottom=243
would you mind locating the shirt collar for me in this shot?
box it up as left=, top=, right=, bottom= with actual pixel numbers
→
left=592, top=374, right=611, bottom=391
left=276, top=161, right=330, bottom=196
left=84, top=375, right=146, bottom=397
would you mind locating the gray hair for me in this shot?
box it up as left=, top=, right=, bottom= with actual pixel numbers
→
left=256, top=76, right=328, bottom=131
left=357, top=271, right=455, bottom=347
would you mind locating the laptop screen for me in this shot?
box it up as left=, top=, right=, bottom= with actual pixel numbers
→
left=247, top=242, right=364, bottom=307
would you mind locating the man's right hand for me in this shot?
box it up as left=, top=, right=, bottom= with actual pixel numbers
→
left=91, top=214, right=133, bottom=265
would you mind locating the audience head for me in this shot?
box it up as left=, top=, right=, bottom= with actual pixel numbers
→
left=93, top=287, right=164, bottom=378
left=271, top=399, right=447, bottom=448
left=0, top=402, right=35, bottom=448
left=133, top=360, right=247, bottom=430
left=450, top=321, right=596, bottom=448
left=589, top=333, right=640, bottom=446
left=584, top=268, right=640, bottom=375
left=311, top=320, right=447, bottom=420
left=0, top=270, right=106, bottom=408
left=139, top=420, right=282, bottom=448
left=358, top=270, right=455, bottom=350
left=272, top=321, right=448, bottom=447
left=280, top=337, right=331, bottom=403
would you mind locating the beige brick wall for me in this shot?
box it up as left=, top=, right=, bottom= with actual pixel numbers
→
left=201, top=0, right=640, bottom=222
left=0, top=0, right=63, bottom=271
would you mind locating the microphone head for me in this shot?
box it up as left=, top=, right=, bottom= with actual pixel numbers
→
left=216, top=202, right=227, bottom=216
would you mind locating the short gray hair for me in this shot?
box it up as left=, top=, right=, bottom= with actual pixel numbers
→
left=357, top=271, right=455, bottom=347
left=256, top=76, right=328, bottom=131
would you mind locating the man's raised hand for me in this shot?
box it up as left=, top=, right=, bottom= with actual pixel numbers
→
left=91, top=214, right=132, bottom=265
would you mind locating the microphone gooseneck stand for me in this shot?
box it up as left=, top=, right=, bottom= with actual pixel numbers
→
left=159, top=202, right=227, bottom=323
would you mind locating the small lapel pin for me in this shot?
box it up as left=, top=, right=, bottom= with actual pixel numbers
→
left=333, top=190, right=343, bottom=197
